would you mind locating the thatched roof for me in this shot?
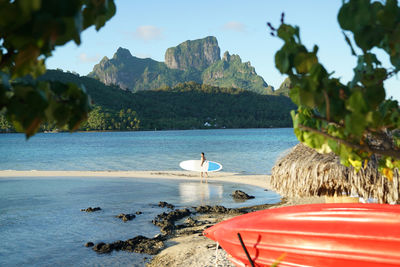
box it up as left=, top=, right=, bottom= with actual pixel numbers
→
left=270, top=143, right=400, bottom=204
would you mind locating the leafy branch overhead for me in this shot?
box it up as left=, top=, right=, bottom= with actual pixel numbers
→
left=269, top=0, right=400, bottom=178
left=0, top=0, right=116, bottom=137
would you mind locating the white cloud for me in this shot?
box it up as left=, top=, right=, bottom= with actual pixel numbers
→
left=133, top=25, right=163, bottom=41
left=78, top=53, right=100, bottom=63
left=223, top=21, right=246, bottom=32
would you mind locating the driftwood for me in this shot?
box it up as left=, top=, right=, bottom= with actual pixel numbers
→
left=270, top=143, right=400, bottom=204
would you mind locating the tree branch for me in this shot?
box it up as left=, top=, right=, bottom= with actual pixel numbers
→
left=298, top=124, right=400, bottom=159
left=310, top=113, right=395, bottom=140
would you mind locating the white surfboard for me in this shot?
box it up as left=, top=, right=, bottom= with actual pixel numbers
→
left=179, top=160, right=223, bottom=172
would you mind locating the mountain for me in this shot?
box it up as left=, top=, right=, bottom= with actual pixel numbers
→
left=89, top=47, right=197, bottom=91
left=273, top=77, right=291, bottom=96
left=89, top=36, right=273, bottom=94
left=202, top=51, right=274, bottom=94
left=165, top=36, right=220, bottom=71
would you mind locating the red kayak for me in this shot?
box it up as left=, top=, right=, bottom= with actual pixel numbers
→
left=203, top=203, right=400, bottom=267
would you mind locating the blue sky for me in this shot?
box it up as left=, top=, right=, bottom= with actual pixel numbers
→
left=47, top=0, right=400, bottom=100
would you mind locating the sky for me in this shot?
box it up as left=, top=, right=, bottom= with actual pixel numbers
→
left=47, top=0, right=400, bottom=101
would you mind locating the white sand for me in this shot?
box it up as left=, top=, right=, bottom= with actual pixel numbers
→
left=0, top=170, right=271, bottom=189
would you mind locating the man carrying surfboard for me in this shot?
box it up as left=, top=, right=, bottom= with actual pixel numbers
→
left=200, top=152, right=208, bottom=180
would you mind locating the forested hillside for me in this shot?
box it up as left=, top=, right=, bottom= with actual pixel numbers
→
left=0, top=70, right=295, bottom=132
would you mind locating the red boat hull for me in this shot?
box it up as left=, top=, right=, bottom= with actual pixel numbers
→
left=203, top=203, right=400, bottom=267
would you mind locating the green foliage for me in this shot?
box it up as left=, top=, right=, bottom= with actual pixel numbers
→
left=36, top=70, right=295, bottom=131
left=0, top=0, right=116, bottom=138
left=80, top=106, right=140, bottom=131
left=271, top=0, right=400, bottom=177
left=0, top=112, right=13, bottom=132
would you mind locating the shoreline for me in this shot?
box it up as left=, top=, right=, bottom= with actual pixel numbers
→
left=0, top=170, right=272, bottom=189
left=0, top=170, right=325, bottom=266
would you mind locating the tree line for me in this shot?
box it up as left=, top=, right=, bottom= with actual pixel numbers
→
left=0, top=70, right=296, bottom=132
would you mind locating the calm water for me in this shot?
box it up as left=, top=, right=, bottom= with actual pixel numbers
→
left=0, top=128, right=298, bottom=174
left=0, top=177, right=281, bottom=266
left=0, top=128, right=298, bottom=266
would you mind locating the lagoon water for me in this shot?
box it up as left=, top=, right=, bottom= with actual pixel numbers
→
left=1, top=128, right=298, bottom=174
left=0, top=128, right=298, bottom=266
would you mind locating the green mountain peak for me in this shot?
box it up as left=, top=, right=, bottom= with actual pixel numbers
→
left=89, top=36, right=274, bottom=94
left=113, top=47, right=132, bottom=59
left=165, top=36, right=220, bottom=71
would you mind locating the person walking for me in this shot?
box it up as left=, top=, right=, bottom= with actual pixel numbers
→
left=200, top=152, right=208, bottom=181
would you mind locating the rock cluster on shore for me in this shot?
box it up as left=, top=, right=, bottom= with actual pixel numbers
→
left=116, top=213, right=136, bottom=222
left=152, top=207, right=191, bottom=235
left=85, top=200, right=244, bottom=254
left=91, top=235, right=165, bottom=255
left=80, top=207, right=101, bottom=212
left=231, top=190, right=255, bottom=200
left=195, top=205, right=242, bottom=214
left=158, top=201, right=175, bottom=209
left=85, top=191, right=257, bottom=262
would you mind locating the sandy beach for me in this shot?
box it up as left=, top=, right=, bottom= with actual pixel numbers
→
left=0, top=170, right=325, bottom=266
left=0, top=170, right=272, bottom=190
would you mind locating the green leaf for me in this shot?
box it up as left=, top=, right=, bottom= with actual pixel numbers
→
left=277, top=24, right=297, bottom=42
left=275, top=50, right=290, bottom=74
left=349, top=157, right=362, bottom=172
left=289, top=86, right=300, bottom=105
left=18, top=0, right=41, bottom=15
left=345, top=90, right=368, bottom=113
left=294, top=52, right=317, bottom=74
left=345, top=112, right=366, bottom=137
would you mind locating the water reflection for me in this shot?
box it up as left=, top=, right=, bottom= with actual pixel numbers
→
left=179, top=182, right=223, bottom=205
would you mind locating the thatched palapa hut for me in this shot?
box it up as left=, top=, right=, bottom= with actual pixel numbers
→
left=270, top=143, right=400, bottom=204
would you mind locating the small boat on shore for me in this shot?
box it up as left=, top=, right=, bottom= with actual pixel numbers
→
left=203, top=203, right=400, bottom=267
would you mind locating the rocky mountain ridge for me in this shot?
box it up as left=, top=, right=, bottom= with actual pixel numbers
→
left=89, top=36, right=274, bottom=94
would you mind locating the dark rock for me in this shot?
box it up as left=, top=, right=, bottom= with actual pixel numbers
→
left=184, top=216, right=197, bottom=227
left=81, top=207, right=101, bottom=212
left=195, top=205, right=244, bottom=215
left=231, top=190, right=255, bottom=200
left=152, top=208, right=191, bottom=236
left=213, top=205, right=228, bottom=213
left=85, top=242, right=94, bottom=247
left=160, top=224, right=174, bottom=235
left=130, top=236, right=164, bottom=255
left=158, top=201, right=175, bottom=209
left=207, top=243, right=217, bottom=249
left=196, top=205, right=224, bottom=213
left=92, top=242, right=113, bottom=253
left=116, top=213, right=136, bottom=222
left=111, top=240, right=125, bottom=251
left=92, top=235, right=164, bottom=255
left=228, top=208, right=241, bottom=214
left=195, top=205, right=212, bottom=213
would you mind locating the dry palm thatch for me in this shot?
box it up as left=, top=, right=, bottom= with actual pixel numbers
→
left=270, top=143, right=400, bottom=204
